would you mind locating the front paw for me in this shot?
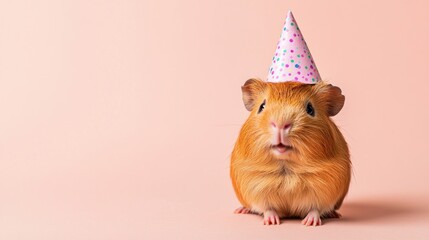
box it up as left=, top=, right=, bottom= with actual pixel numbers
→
left=263, top=210, right=280, bottom=225
left=234, top=206, right=252, bottom=214
left=301, top=210, right=322, bottom=226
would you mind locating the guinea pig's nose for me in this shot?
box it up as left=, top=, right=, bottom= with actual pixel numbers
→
left=271, top=121, right=292, bottom=131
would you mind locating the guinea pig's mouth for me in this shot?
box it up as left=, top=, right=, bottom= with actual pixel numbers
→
left=271, top=143, right=293, bottom=154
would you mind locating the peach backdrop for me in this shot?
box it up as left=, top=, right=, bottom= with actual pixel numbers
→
left=1, top=0, right=428, bottom=239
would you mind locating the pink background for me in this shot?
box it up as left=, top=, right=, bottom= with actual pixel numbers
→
left=1, top=0, right=429, bottom=239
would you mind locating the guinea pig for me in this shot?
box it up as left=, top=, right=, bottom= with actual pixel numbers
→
left=230, top=78, right=351, bottom=226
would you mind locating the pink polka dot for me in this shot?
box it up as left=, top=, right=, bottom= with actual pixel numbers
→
left=271, top=71, right=274, bottom=75
left=294, top=77, right=298, bottom=80
left=297, top=71, right=301, bottom=75
left=290, top=50, right=294, bottom=53
left=288, top=73, right=292, bottom=76
left=280, top=68, right=283, bottom=71
left=293, top=33, right=297, bottom=37
left=282, top=74, right=286, bottom=77
left=285, top=64, right=289, bottom=67
left=276, top=76, right=279, bottom=79
left=289, top=39, right=293, bottom=42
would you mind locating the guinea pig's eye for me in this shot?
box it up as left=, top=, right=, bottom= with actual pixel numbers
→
left=306, top=102, right=315, bottom=116
left=258, top=100, right=266, bottom=114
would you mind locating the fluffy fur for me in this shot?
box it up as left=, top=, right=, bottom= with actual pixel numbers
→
left=230, top=79, right=351, bottom=224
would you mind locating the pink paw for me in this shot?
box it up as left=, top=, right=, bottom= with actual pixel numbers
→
left=263, top=210, right=280, bottom=225
left=234, top=206, right=252, bottom=214
left=301, top=210, right=322, bottom=226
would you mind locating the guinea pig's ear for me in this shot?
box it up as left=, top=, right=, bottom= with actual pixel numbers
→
left=315, top=83, right=345, bottom=116
left=241, top=78, right=266, bottom=111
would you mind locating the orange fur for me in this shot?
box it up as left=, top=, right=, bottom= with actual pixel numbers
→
left=230, top=79, right=351, bottom=218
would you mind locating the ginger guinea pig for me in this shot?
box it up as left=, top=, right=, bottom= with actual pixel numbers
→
left=230, top=78, right=351, bottom=226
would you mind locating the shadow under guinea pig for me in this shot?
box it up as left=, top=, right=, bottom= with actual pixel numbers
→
left=325, top=197, right=429, bottom=224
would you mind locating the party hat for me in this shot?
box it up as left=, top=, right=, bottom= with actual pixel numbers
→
left=267, top=11, right=321, bottom=83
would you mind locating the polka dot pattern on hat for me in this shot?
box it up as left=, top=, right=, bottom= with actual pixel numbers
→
left=267, top=11, right=321, bottom=84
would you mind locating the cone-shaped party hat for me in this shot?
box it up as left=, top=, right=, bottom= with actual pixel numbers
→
left=267, top=11, right=320, bottom=83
